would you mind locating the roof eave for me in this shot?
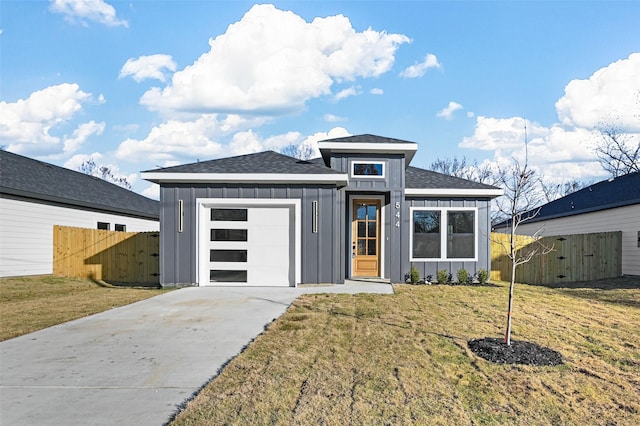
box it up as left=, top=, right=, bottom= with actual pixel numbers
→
left=317, top=141, right=418, bottom=165
left=405, top=188, right=504, bottom=198
left=141, top=172, right=349, bottom=186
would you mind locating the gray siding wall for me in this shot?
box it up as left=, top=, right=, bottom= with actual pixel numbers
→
left=159, top=183, right=338, bottom=287
left=403, top=197, right=493, bottom=281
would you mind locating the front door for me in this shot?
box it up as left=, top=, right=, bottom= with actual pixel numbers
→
left=352, top=199, right=381, bottom=277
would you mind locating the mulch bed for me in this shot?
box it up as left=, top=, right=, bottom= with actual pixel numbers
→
left=468, top=337, right=563, bottom=366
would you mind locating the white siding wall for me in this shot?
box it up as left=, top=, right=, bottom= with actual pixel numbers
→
left=515, top=204, right=640, bottom=276
left=0, top=197, right=159, bottom=277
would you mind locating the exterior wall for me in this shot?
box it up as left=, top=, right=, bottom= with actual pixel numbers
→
left=159, top=184, right=338, bottom=287
left=513, top=204, right=640, bottom=276
left=403, top=197, right=493, bottom=281
left=0, top=195, right=159, bottom=277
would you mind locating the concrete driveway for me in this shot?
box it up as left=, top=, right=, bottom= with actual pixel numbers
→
left=0, top=283, right=393, bottom=425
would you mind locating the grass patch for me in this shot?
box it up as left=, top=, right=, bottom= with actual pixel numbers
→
left=172, top=277, right=640, bottom=425
left=0, top=275, right=169, bottom=341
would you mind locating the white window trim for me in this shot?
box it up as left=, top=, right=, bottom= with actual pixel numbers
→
left=409, top=206, right=478, bottom=262
left=350, top=161, right=386, bottom=179
left=348, top=195, right=386, bottom=279
left=196, top=198, right=301, bottom=287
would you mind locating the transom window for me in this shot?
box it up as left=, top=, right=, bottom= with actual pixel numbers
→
left=211, top=208, right=247, bottom=221
left=410, top=208, right=477, bottom=261
left=351, top=161, right=385, bottom=178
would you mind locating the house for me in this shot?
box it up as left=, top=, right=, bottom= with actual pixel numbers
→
left=494, top=172, right=640, bottom=276
left=0, top=151, right=160, bottom=278
left=141, top=134, right=503, bottom=287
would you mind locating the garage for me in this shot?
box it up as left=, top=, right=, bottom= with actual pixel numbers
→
left=197, top=199, right=300, bottom=287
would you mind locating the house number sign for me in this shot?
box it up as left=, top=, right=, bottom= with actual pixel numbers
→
left=395, top=201, right=400, bottom=227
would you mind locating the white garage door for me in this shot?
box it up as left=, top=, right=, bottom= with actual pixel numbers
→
left=202, top=205, right=294, bottom=286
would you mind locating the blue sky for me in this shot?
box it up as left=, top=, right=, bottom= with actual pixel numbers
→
left=1, top=0, right=639, bottom=198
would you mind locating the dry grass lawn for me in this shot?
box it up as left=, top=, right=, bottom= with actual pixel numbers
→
left=172, top=277, right=640, bottom=425
left=0, top=275, right=168, bottom=341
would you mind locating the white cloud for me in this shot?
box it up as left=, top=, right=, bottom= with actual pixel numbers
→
left=0, top=83, right=92, bottom=155
left=436, top=101, right=463, bottom=120
left=334, top=86, right=359, bottom=102
left=65, top=152, right=137, bottom=185
left=556, top=53, right=640, bottom=131
left=370, top=88, right=384, bottom=95
left=119, top=54, right=177, bottom=82
left=324, top=113, right=346, bottom=123
left=49, top=0, right=128, bottom=27
left=142, top=184, right=159, bottom=200
left=466, top=111, right=475, bottom=118
left=297, top=127, right=351, bottom=159
left=400, top=53, right=441, bottom=78
left=63, top=120, right=105, bottom=153
left=139, top=4, right=409, bottom=114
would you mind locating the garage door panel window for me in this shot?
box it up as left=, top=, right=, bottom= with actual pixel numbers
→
left=210, top=249, right=247, bottom=262
left=210, top=270, right=247, bottom=282
left=411, top=208, right=476, bottom=261
left=211, top=209, right=247, bottom=221
left=211, top=229, right=247, bottom=241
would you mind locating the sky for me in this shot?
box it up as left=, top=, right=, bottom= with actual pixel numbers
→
left=1, top=0, right=639, bottom=199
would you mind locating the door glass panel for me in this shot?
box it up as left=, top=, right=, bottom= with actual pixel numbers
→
left=210, top=249, right=247, bottom=262
left=357, top=222, right=366, bottom=237
left=356, top=205, right=366, bottom=220
left=211, top=229, right=247, bottom=241
left=367, top=222, right=376, bottom=237
left=367, top=239, right=377, bottom=255
left=211, top=209, right=247, bottom=221
left=210, top=270, right=247, bottom=282
left=357, top=239, right=366, bottom=255
left=367, top=205, right=377, bottom=220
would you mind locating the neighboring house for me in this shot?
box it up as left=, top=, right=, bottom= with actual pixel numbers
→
left=494, top=172, right=640, bottom=276
left=0, top=151, right=159, bottom=277
left=142, top=134, right=502, bottom=287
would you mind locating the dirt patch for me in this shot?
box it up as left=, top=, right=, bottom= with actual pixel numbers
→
left=468, top=337, right=563, bottom=366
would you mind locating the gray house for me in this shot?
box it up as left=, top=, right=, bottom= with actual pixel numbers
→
left=142, top=134, right=502, bottom=287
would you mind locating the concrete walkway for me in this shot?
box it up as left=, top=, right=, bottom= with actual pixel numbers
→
left=0, top=283, right=393, bottom=426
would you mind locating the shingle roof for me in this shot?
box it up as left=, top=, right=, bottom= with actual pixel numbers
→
left=320, top=134, right=418, bottom=144
left=405, top=166, right=500, bottom=191
left=0, top=150, right=159, bottom=220
left=143, top=150, right=345, bottom=175
left=521, top=172, right=640, bottom=223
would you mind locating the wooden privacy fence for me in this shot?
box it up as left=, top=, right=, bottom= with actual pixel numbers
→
left=491, top=231, right=622, bottom=285
left=53, top=225, right=160, bottom=285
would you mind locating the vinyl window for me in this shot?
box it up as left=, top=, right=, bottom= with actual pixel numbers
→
left=410, top=207, right=477, bottom=261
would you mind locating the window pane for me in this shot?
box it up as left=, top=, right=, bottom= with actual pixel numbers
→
left=356, top=205, right=366, bottom=220
left=211, top=209, right=247, bottom=221
left=367, top=205, right=377, bottom=220
left=210, top=270, right=247, bottom=282
left=353, top=163, right=383, bottom=176
left=115, top=224, right=126, bottom=232
left=357, top=222, right=366, bottom=237
left=210, top=250, right=247, bottom=262
left=367, top=222, right=377, bottom=238
left=367, top=239, right=376, bottom=255
left=447, top=211, right=475, bottom=258
left=412, top=211, right=441, bottom=258
left=211, top=229, right=247, bottom=241
left=357, top=239, right=366, bottom=255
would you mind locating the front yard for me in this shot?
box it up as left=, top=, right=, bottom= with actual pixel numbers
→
left=0, top=275, right=168, bottom=341
left=172, top=278, right=640, bottom=425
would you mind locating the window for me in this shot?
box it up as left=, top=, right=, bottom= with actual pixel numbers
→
left=351, top=161, right=384, bottom=178
left=115, top=224, right=126, bottom=232
left=411, top=208, right=477, bottom=261
left=211, top=208, right=247, bottom=221
left=97, top=222, right=110, bottom=230
left=211, top=229, right=247, bottom=241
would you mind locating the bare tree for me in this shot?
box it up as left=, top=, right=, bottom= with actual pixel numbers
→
left=429, top=155, right=500, bottom=185
left=279, top=143, right=317, bottom=161
left=593, top=125, right=639, bottom=177
left=79, top=158, right=132, bottom=189
left=494, top=136, right=553, bottom=346
left=538, top=178, right=589, bottom=203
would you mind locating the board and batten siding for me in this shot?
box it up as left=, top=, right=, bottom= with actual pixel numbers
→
left=515, top=204, right=640, bottom=276
left=402, top=197, right=493, bottom=280
left=159, top=184, right=338, bottom=287
left=0, top=196, right=159, bottom=277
